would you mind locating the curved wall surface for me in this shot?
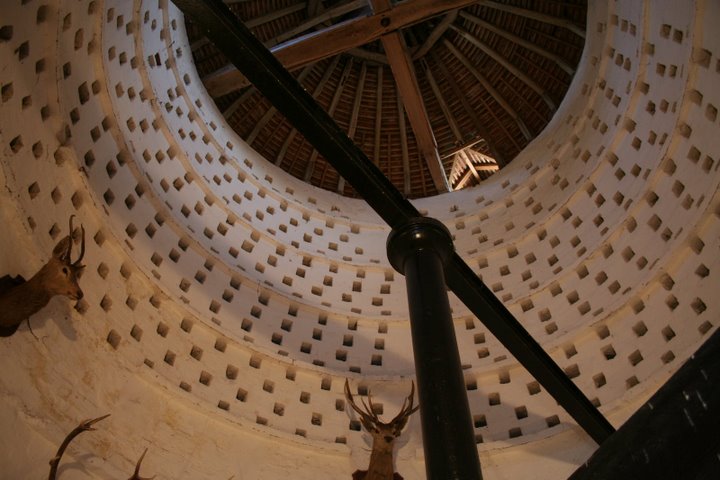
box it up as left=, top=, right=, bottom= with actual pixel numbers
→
left=0, top=0, right=718, bottom=478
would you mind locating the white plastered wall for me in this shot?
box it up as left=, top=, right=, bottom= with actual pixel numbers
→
left=0, top=0, right=718, bottom=478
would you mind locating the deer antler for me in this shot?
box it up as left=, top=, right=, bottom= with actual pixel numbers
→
left=48, top=414, right=111, bottom=480
left=344, top=379, right=379, bottom=427
left=390, top=381, right=419, bottom=426
left=344, top=380, right=419, bottom=480
left=128, top=448, right=156, bottom=480
left=68, top=215, right=86, bottom=266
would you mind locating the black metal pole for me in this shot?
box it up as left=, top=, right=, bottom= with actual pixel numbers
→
left=387, top=218, right=483, bottom=480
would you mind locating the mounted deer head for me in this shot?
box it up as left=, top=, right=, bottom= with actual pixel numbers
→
left=0, top=215, right=86, bottom=336
left=344, top=380, right=419, bottom=480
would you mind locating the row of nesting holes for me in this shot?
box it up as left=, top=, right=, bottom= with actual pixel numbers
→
left=108, top=316, right=411, bottom=443
left=95, top=250, right=398, bottom=371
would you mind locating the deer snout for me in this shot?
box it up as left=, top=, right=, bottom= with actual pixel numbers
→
left=67, top=288, right=84, bottom=301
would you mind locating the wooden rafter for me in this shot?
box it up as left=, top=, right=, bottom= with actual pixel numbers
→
left=460, top=150, right=481, bottom=183
left=370, top=0, right=450, bottom=193
left=397, top=91, right=412, bottom=195
left=204, top=0, right=481, bottom=97
left=373, top=66, right=384, bottom=166
left=443, top=39, right=532, bottom=141
left=429, top=51, right=506, bottom=164
left=245, top=2, right=307, bottom=29
left=413, top=11, right=458, bottom=60
left=267, top=0, right=368, bottom=47
left=449, top=24, right=557, bottom=110
left=348, top=47, right=388, bottom=65
left=458, top=10, right=575, bottom=75
left=246, top=65, right=315, bottom=145
left=306, top=0, right=322, bottom=17
left=423, top=60, right=463, bottom=144
left=337, top=61, right=368, bottom=193
left=275, top=56, right=341, bottom=166
left=222, top=86, right=257, bottom=119
left=480, top=0, right=586, bottom=38
left=304, top=58, right=354, bottom=181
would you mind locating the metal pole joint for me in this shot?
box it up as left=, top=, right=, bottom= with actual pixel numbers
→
left=387, top=217, right=454, bottom=274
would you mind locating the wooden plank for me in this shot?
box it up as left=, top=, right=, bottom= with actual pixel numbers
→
left=397, top=91, right=412, bottom=195
left=363, top=0, right=452, bottom=193
left=245, top=2, right=307, bottom=29
left=347, top=47, right=388, bottom=65
left=429, top=51, right=506, bottom=164
left=267, top=0, right=368, bottom=46
left=458, top=10, right=574, bottom=75
left=454, top=166, right=475, bottom=189
left=204, top=0, right=481, bottom=97
left=443, top=39, right=532, bottom=141
left=275, top=55, right=341, bottom=166
left=480, top=0, right=586, bottom=38
left=381, top=30, right=449, bottom=192
left=460, top=149, right=481, bottom=183
left=307, top=0, right=322, bottom=17
left=337, top=61, right=368, bottom=193
left=413, top=11, right=458, bottom=60
left=423, top=60, right=463, bottom=144
left=222, top=86, right=257, bottom=119
left=450, top=24, right=556, bottom=110
left=246, top=65, right=315, bottom=145
left=373, top=66, right=384, bottom=166
left=304, top=58, right=354, bottom=181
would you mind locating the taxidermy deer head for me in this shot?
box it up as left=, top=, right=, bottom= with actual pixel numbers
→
left=344, top=380, right=419, bottom=480
left=0, top=215, right=85, bottom=337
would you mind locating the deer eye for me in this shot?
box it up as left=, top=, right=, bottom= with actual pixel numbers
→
left=62, top=267, right=69, bottom=275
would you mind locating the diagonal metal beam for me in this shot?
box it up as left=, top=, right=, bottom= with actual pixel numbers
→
left=171, top=0, right=615, bottom=445
left=203, top=0, right=480, bottom=97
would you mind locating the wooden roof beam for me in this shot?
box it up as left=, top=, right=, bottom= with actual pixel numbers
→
left=454, top=166, right=476, bottom=189
left=246, top=65, right=315, bottom=145
left=337, top=61, right=368, bottom=194
left=369, top=0, right=449, bottom=192
left=380, top=31, right=450, bottom=192
left=275, top=55, right=341, bottom=166
left=396, top=91, right=412, bottom=195
left=267, top=0, right=368, bottom=47
left=304, top=58, right=354, bottom=181
left=204, top=0, right=480, bottom=97
left=458, top=10, right=575, bottom=75
left=429, top=51, right=506, bottom=165
left=245, top=2, right=308, bottom=29
left=412, top=11, right=458, bottom=60
left=443, top=39, right=533, bottom=141
left=423, top=60, right=463, bottom=144
left=479, top=0, right=586, bottom=39
left=460, top=150, right=481, bottom=183
left=373, top=66, right=384, bottom=166
left=449, top=24, right=557, bottom=111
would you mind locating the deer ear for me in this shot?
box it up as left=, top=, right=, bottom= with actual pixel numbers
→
left=52, top=236, right=72, bottom=260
